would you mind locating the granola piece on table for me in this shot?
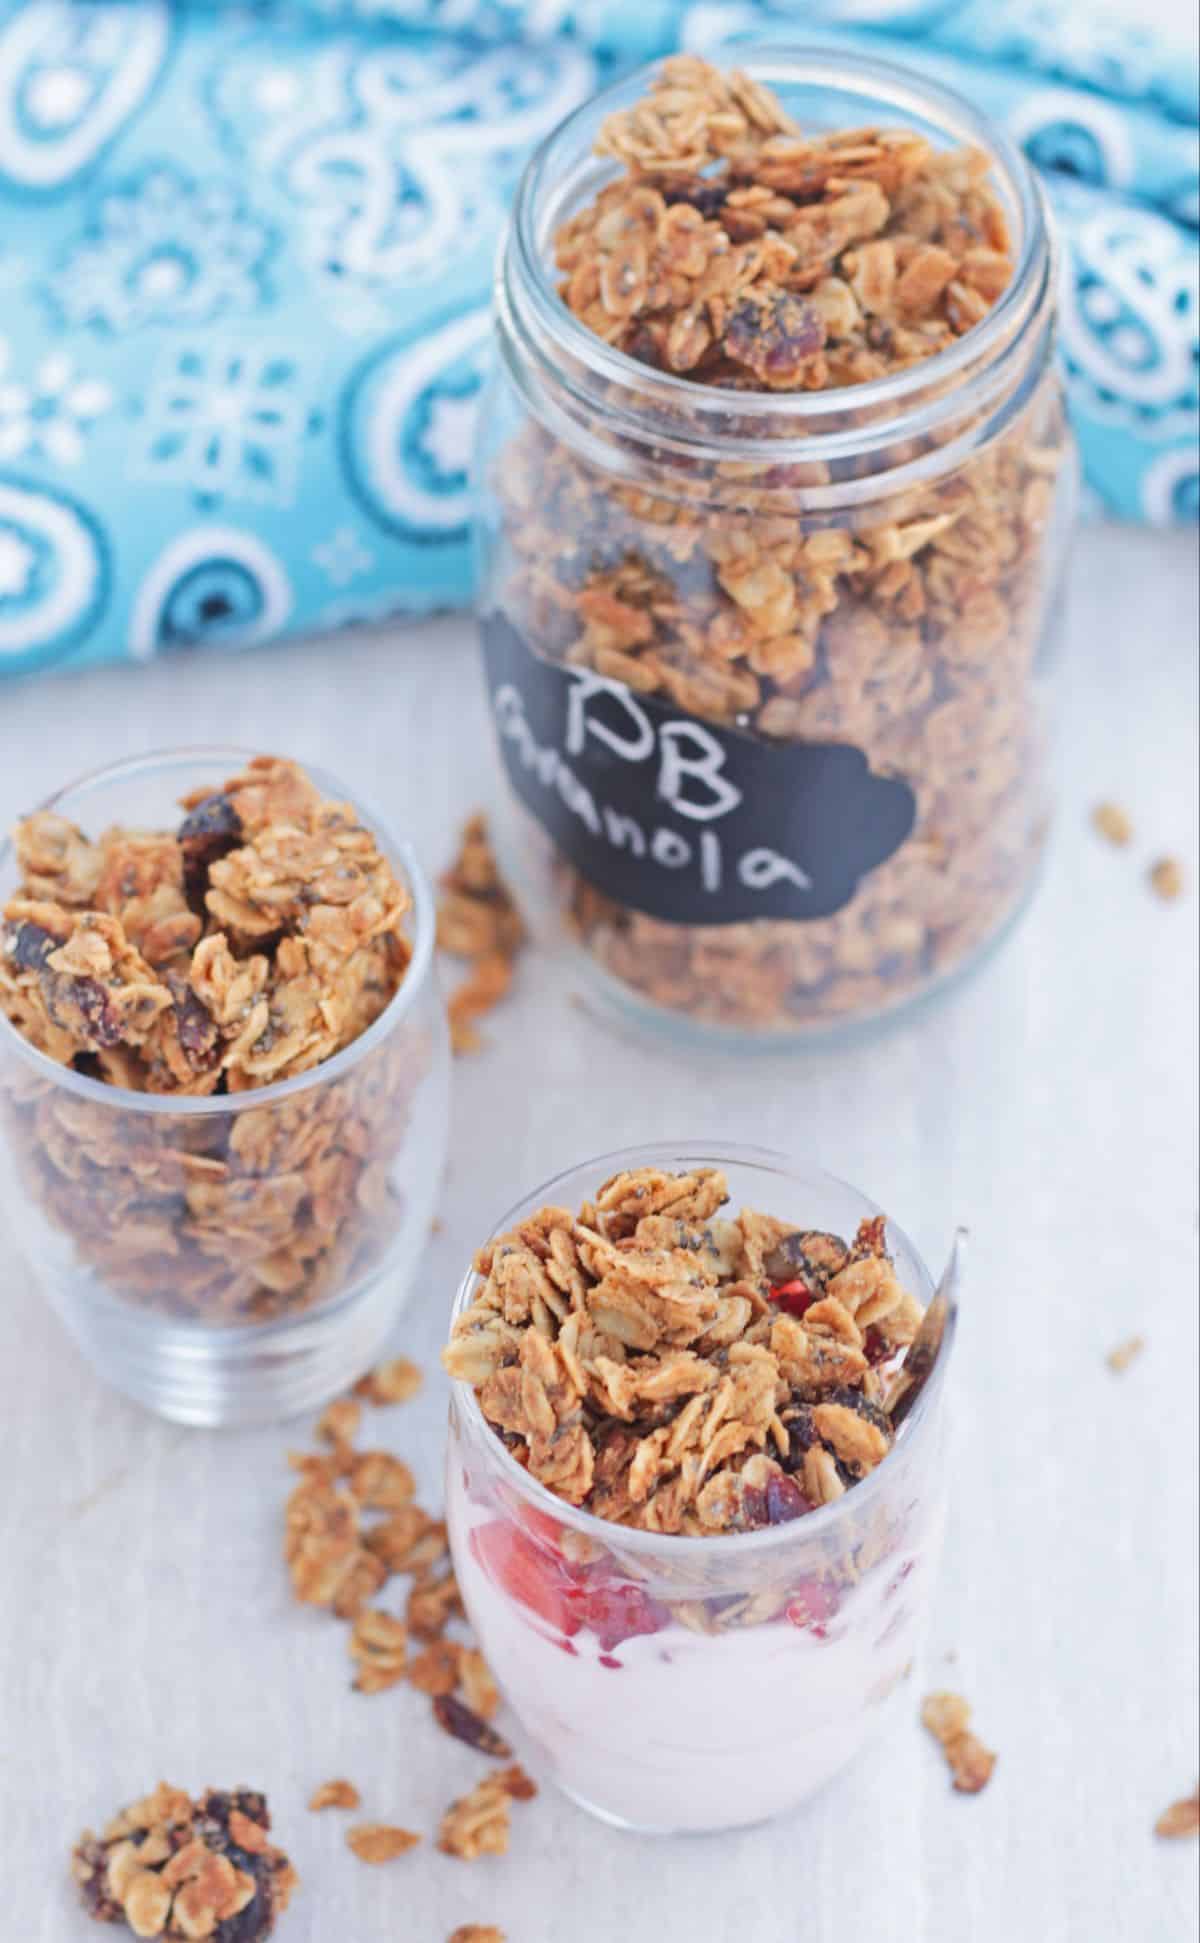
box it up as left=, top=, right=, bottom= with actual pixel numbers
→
left=71, top=1785, right=296, bottom=1937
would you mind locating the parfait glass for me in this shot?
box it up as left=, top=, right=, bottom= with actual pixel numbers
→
left=446, top=1142, right=950, bottom=1834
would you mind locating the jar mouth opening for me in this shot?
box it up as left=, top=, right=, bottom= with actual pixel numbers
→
left=0, top=744, right=438, bottom=1118
left=507, top=44, right=1051, bottom=456
left=448, top=1138, right=953, bottom=1561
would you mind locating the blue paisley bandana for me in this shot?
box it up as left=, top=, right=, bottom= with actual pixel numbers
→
left=0, top=1, right=1195, bottom=678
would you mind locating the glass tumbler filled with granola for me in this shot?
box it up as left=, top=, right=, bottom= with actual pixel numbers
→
left=444, top=1146, right=951, bottom=1833
left=475, top=50, right=1077, bottom=1042
left=0, top=750, right=450, bottom=1426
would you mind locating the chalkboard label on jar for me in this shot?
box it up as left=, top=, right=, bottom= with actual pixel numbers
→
left=481, top=613, right=917, bottom=927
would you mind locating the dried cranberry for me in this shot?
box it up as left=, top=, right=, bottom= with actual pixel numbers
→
left=433, top=1694, right=513, bottom=1759
left=4, top=919, right=57, bottom=973
left=598, top=1654, right=623, bottom=1670
left=765, top=1474, right=812, bottom=1525
left=662, top=176, right=728, bottom=218
left=726, top=294, right=826, bottom=386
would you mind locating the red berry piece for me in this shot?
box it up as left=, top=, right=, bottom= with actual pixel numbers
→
left=786, top=1578, right=841, bottom=1631
left=582, top=1582, right=671, bottom=1652
left=470, top=1522, right=582, bottom=1637
left=769, top=1278, right=816, bottom=1318
left=598, top=1654, right=623, bottom=1670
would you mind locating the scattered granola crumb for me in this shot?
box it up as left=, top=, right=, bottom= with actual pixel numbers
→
left=443, top=1166, right=924, bottom=1533
left=437, top=1768, right=537, bottom=1860
left=1155, top=1788, right=1199, bottom=1839
left=1106, top=1335, right=1145, bottom=1374
left=347, top=1824, right=422, bottom=1864
left=409, top=1639, right=463, bottom=1697
left=433, top=1693, right=514, bottom=1760
left=921, top=1692, right=997, bottom=1794
left=71, top=1784, right=296, bottom=1936
left=449, top=1928, right=506, bottom=1943
left=316, top=1397, right=361, bottom=1449
left=437, top=813, right=525, bottom=1055
left=308, top=1780, right=361, bottom=1813
left=1148, top=856, right=1185, bottom=902
left=1091, top=801, right=1133, bottom=847
left=350, top=1608, right=409, bottom=1693
left=354, top=1356, right=424, bottom=1405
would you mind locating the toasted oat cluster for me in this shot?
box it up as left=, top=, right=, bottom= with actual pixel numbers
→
left=921, top=1692, right=997, bottom=1795
left=561, top=57, right=1013, bottom=384
left=0, top=759, right=421, bottom=1321
left=1, top=757, right=410, bottom=1089
left=443, top=1166, right=924, bottom=1534
left=436, top=812, right=525, bottom=1056
left=71, top=1784, right=296, bottom=1938
left=493, top=56, right=1069, bottom=1032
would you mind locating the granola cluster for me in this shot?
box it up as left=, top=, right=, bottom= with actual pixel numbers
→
left=436, top=812, right=525, bottom=1055
left=443, top=1165, right=924, bottom=1535
left=0, top=759, right=422, bottom=1321
left=488, top=55, right=1070, bottom=1032
left=71, top=1784, right=296, bottom=1938
left=284, top=1361, right=536, bottom=1861
left=920, top=1691, right=997, bottom=1794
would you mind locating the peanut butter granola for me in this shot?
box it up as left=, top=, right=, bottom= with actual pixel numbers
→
left=0, top=758, right=422, bottom=1323
left=484, top=54, right=1071, bottom=1035
left=71, top=1785, right=296, bottom=1938
left=443, top=1165, right=924, bottom=1534
left=437, top=812, right=525, bottom=1055
left=921, top=1691, right=997, bottom=1794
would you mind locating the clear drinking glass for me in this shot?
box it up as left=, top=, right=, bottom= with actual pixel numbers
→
left=474, top=48, right=1078, bottom=1046
left=445, top=1142, right=950, bottom=1834
left=0, top=748, right=451, bottom=1427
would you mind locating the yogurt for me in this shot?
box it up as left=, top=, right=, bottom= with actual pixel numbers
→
left=447, top=1453, right=938, bottom=1833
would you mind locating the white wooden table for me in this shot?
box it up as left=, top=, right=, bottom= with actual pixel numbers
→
left=1, top=520, right=1197, bottom=1943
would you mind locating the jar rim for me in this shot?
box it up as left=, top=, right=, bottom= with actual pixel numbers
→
left=0, top=743, right=438, bottom=1118
left=504, top=44, right=1053, bottom=467
left=447, top=1138, right=954, bottom=1561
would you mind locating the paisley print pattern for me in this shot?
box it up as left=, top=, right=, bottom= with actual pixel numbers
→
left=0, top=0, right=1193, bottom=675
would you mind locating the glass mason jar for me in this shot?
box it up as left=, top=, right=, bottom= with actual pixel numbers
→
left=473, top=48, right=1078, bottom=1045
left=446, top=1143, right=950, bottom=1834
left=0, top=749, right=451, bottom=1427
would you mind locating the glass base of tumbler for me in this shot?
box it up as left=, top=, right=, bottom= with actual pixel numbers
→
left=51, top=1254, right=420, bottom=1428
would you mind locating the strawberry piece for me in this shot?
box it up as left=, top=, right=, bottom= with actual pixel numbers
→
left=786, top=1577, right=841, bottom=1631
left=581, top=1581, right=671, bottom=1652
left=769, top=1278, right=816, bottom=1318
left=470, top=1522, right=582, bottom=1637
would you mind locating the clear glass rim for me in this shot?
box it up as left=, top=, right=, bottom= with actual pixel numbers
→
left=448, top=1138, right=950, bottom=1560
left=507, top=44, right=1051, bottom=454
left=0, top=744, right=438, bottom=1118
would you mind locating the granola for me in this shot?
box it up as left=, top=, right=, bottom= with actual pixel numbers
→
left=0, top=759, right=423, bottom=1324
left=437, top=1768, right=537, bottom=1861
left=484, top=55, right=1071, bottom=1035
left=443, top=1164, right=924, bottom=1535
left=307, top=1781, right=360, bottom=1813
left=1091, top=802, right=1133, bottom=847
left=346, top=1823, right=422, bottom=1864
left=1148, top=856, right=1185, bottom=902
left=437, top=813, right=525, bottom=1055
left=449, top=1929, right=506, bottom=1942
left=71, top=1784, right=296, bottom=1938
left=1155, top=1788, right=1200, bottom=1839
left=1105, top=1335, right=1145, bottom=1374
left=921, top=1691, right=997, bottom=1794
left=283, top=1375, right=501, bottom=1729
